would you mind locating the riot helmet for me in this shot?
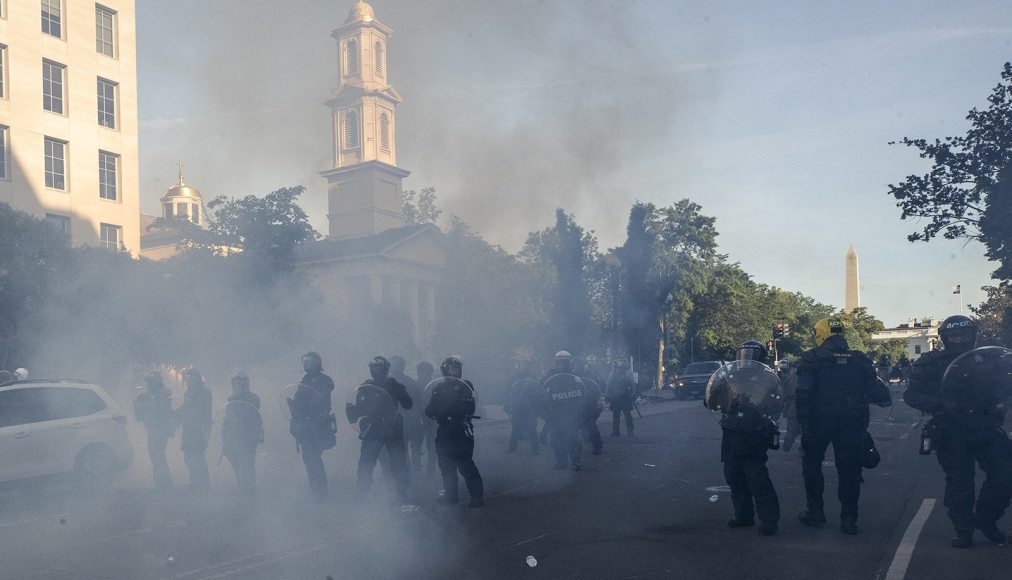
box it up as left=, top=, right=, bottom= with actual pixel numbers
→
left=416, top=361, right=435, bottom=382
left=737, top=340, right=769, bottom=365
left=572, top=356, right=587, bottom=373
left=144, top=370, right=165, bottom=389
left=554, top=350, right=573, bottom=372
left=440, top=355, right=464, bottom=378
left=183, top=368, right=204, bottom=388
left=231, top=371, right=251, bottom=393
left=939, top=315, right=978, bottom=355
left=778, top=359, right=790, bottom=372
left=13, top=368, right=28, bottom=381
left=302, top=351, right=322, bottom=374
left=369, top=356, right=391, bottom=381
left=389, top=356, right=407, bottom=375
left=813, top=318, right=845, bottom=347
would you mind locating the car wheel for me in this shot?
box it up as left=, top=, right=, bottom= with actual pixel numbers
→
left=75, top=445, right=114, bottom=493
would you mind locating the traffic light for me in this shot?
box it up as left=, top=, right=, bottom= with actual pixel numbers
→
left=774, top=323, right=785, bottom=339
left=783, top=324, right=791, bottom=337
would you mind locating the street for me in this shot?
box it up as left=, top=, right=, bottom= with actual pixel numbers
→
left=0, top=392, right=1009, bottom=580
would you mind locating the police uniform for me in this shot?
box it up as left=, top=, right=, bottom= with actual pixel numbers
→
left=134, top=382, right=175, bottom=488
left=796, top=334, right=879, bottom=531
left=906, top=349, right=1012, bottom=544
left=543, top=372, right=585, bottom=470
left=425, top=378, right=484, bottom=505
left=176, top=377, right=213, bottom=488
left=351, top=377, right=412, bottom=500
left=222, top=390, right=263, bottom=495
left=290, top=370, right=335, bottom=500
left=507, top=372, right=542, bottom=454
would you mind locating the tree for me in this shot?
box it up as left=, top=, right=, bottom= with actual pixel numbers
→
left=972, top=284, right=1012, bottom=347
left=155, top=186, right=318, bottom=283
left=521, top=209, right=598, bottom=356
left=888, top=62, right=1012, bottom=281
left=835, top=307, right=907, bottom=361
left=403, top=187, right=442, bottom=226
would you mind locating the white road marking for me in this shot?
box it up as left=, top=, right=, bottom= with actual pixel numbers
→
left=884, top=498, right=936, bottom=580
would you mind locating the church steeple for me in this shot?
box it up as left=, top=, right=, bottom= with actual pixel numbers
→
left=321, top=1, right=409, bottom=240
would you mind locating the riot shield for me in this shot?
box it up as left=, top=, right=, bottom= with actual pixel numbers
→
left=941, top=346, right=1012, bottom=410
left=509, top=378, right=541, bottom=415
left=543, top=373, right=586, bottom=420
left=424, top=377, right=477, bottom=420
left=704, top=360, right=783, bottom=432
left=345, top=383, right=396, bottom=433
left=278, top=384, right=300, bottom=421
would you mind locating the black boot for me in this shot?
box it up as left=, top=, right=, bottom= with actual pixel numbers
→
left=799, top=509, right=827, bottom=527
left=758, top=522, right=778, bottom=536
left=951, top=529, right=974, bottom=549
left=727, top=517, right=755, bottom=528
left=977, top=521, right=1007, bottom=545
left=840, top=518, right=858, bottom=535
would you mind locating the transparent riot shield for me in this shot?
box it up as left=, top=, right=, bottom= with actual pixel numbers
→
left=423, top=377, right=477, bottom=421
left=345, top=383, right=396, bottom=433
left=705, top=360, right=783, bottom=431
left=942, top=346, right=1012, bottom=410
left=509, top=378, right=541, bottom=416
left=278, top=384, right=300, bottom=421
left=543, top=373, right=586, bottom=420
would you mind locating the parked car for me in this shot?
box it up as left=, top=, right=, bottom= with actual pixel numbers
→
left=0, top=380, right=133, bottom=491
left=671, top=361, right=724, bottom=400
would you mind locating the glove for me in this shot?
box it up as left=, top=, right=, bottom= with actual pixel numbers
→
left=345, top=402, right=360, bottom=424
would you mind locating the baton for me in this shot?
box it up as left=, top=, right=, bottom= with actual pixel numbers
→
left=634, top=400, right=643, bottom=418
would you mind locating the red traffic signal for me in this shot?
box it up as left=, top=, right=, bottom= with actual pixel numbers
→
left=774, top=323, right=785, bottom=339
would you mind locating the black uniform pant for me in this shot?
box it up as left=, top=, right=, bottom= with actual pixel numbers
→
left=146, top=431, right=172, bottom=488
left=935, top=428, right=1012, bottom=531
left=425, top=424, right=437, bottom=476
left=300, top=442, right=328, bottom=500
left=722, top=429, right=779, bottom=523
left=436, top=426, right=484, bottom=500
left=405, top=425, right=426, bottom=473
left=226, top=445, right=257, bottom=495
left=582, top=412, right=603, bottom=452
left=358, top=434, right=409, bottom=499
left=550, top=418, right=581, bottom=467
left=612, top=406, right=634, bottom=435
left=509, top=412, right=539, bottom=452
left=181, top=435, right=210, bottom=488
left=802, top=423, right=864, bottom=520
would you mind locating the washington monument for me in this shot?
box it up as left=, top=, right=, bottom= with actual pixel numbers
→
left=845, top=245, right=860, bottom=313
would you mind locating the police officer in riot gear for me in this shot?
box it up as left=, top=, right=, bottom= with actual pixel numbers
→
left=542, top=351, right=586, bottom=470
left=425, top=356, right=484, bottom=507
left=707, top=341, right=781, bottom=535
left=507, top=359, right=541, bottom=454
left=906, top=315, right=1012, bottom=548
left=606, top=359, right=635, bottom=437
left=573, top=357, right=604, bottom=455
left=176, top=368, right=213, bottom=489
left=289, top=352, right=336, bottom=501
left=346, top=356, right=412, bottom=501
left=134, top=371, right=176, bottom=488
left=796, top=318, right=883, bottom=535
left=416, top=361, right=438, bottom=477
left=221, top=372, right=263, bottom=496
left=391, top=357, right=426, bottom=475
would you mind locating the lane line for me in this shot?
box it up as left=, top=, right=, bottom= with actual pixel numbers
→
left=885, top=498, right=936, bottom=580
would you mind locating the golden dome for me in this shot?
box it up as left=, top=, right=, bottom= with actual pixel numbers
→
left=160, top=162, right=202, bottom=201
left=345, top=1, right=375, bottom=24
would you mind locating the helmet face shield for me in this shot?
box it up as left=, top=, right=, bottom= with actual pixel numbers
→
left=736, top=341, right=768, bottom=366
left=940, top=315, right=978, bottom=354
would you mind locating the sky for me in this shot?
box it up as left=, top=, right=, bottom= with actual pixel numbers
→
left=135, top=0, right=1012, bottom=326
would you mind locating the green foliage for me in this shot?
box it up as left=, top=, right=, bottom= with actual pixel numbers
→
left=888, top=62, right=1012, bottom=281
left=833, top=307, right=908, bottom=361
left=154, top=186, right=318, bottom=284
left=972, top=284, right=1012, bottom=347
left=403, top=187, right=442, bottom=226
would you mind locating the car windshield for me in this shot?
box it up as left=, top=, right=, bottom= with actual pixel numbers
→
left=683, top=363, right=721, bottom=375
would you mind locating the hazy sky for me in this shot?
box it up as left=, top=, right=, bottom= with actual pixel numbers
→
left=136, top=0, right=1012, bottom=326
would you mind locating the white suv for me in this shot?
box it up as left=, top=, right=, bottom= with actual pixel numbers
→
left=0, top=380, right=133, bottom=490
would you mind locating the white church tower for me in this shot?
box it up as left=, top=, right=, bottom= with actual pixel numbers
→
left=321, top=0, right=410, bottom=240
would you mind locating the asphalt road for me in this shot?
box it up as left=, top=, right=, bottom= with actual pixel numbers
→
left=1, top=391, right=1010, bottom=579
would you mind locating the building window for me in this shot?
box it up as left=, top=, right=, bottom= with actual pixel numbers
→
left=345, top=38, right=359, bottom=75
left=44, top=137, right=66, bottom=190
left=0, top=45, right=7, bottom=99
left=100, top=223, right=121, bottom=250
left=176, top=203, right=188, bottom=220
left=43, top=60, right=66, bottom=114
left=164, top=203, right=173, bottom=218
left=344, top=110, right=360, bottom=149
left=191, top=204, right=200, bottom=225
left=95, top=5, right=116, bottom=57
left=45, top=213, right=70, bottom=235
left=0, top=125, right=7, bottom=180
left=98, top=151, right=118, bottom=201
left=914, top=345, right=922, bottom=355
left=379, top=112, right=390, bottom=151
left=97, top=78, right=117, bottom=128
left=42, top=0, right=62, bottom=38
left=374, top=41, right=384, bottom=76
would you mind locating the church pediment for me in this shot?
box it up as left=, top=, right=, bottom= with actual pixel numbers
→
left=297, top=223, right=446, bottom=268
